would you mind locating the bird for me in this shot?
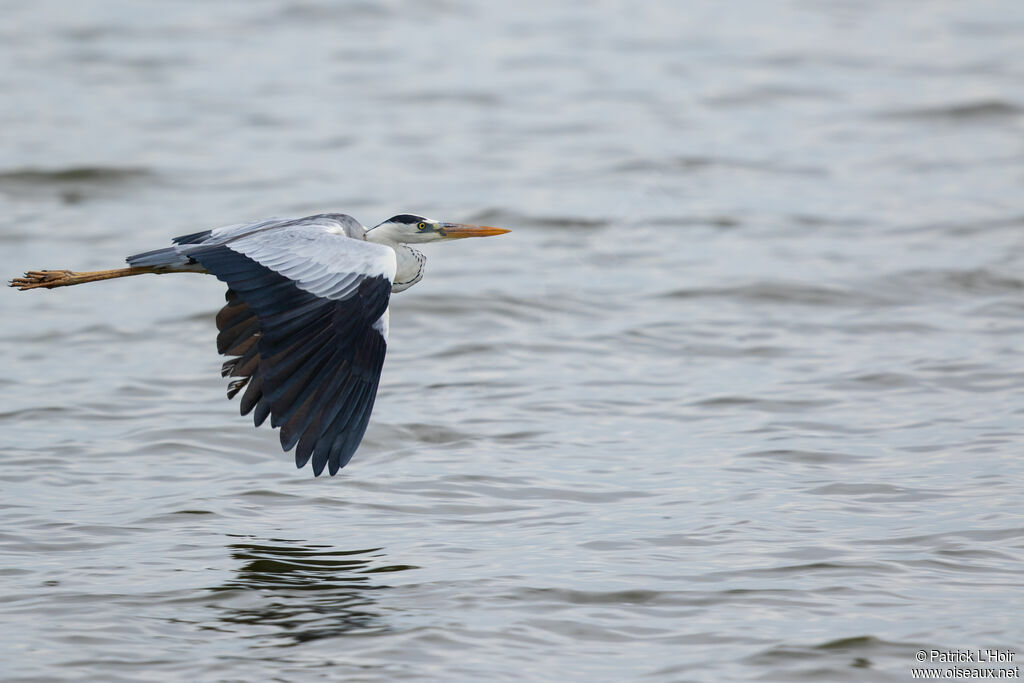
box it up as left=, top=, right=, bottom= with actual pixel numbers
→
left=10, top=213, right=510, bottom=476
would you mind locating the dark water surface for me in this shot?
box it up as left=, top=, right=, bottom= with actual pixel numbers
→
left=3, top=1, right=1024, bottom=681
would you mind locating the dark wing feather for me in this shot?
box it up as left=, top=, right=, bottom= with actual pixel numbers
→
left=192, top=242, right=392, bottom=476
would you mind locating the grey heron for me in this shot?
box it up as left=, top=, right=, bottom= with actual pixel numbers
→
left=10, top=213, right=510, bottom=476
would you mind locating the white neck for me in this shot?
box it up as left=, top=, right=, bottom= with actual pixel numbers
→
left=365, top=230, right=425, bottom=293
left=365, top=223, right=403, bottom=247
left=391, top=244, right=426, bottom=292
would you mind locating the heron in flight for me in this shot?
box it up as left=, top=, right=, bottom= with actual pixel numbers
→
left=11, top=213, right=509, bottom=476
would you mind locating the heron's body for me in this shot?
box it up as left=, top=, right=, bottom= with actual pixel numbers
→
left=11, top=213, right=508, bottom=476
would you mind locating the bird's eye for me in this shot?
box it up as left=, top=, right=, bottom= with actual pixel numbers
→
left=417, top=222, right=427, bottom=230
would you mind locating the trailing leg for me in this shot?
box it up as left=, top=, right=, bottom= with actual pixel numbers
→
left=9, top=266, right=159, bottom=290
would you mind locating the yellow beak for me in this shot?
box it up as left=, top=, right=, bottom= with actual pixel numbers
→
left=438, top=223, right=511, bottom=239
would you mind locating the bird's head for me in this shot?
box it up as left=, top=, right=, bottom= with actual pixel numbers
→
left=368, top=214, right=509, bottom=245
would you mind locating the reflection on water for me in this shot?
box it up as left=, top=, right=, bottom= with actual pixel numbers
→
left=212, top=536, right=418, bottom=645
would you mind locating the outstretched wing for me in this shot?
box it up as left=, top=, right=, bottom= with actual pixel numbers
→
left=186, top=220, right=396, bottom=476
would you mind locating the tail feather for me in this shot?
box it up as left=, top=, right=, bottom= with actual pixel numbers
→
left=126, top=246, right=189, bottom=268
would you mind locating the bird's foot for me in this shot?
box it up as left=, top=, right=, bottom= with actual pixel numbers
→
left=9, top=270, right=75, bottom=290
